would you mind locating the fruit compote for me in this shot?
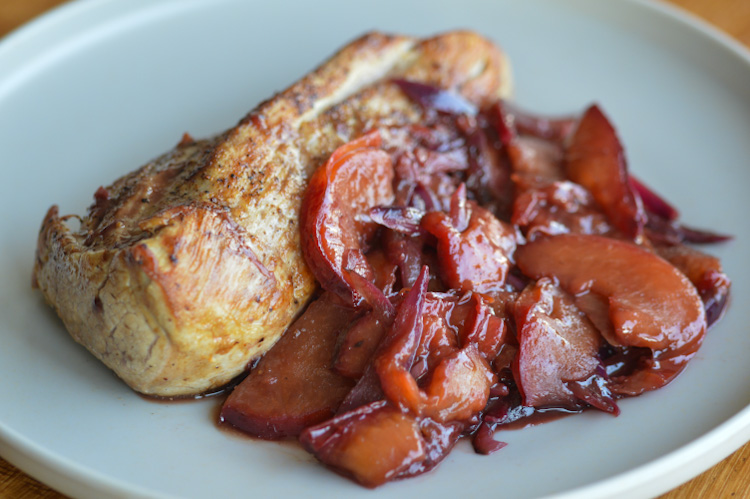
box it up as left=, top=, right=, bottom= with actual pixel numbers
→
left=220, top=79, right=732, bottom=488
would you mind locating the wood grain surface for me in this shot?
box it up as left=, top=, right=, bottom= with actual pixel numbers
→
left=1, top=0, right=749, bottom=498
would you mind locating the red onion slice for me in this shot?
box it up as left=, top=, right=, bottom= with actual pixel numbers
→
left=393, top=79, right=477, bottom=115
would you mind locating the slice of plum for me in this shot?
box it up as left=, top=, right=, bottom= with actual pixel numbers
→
left=300, top=401, right=425, bottom=488
left=516, top=233, right=706, bottom=395
left=565, top=105, right=645, bottom=240
left=573, top=291, right=618, bottom=346
left=336, top=363, right=384, bottom=415
left=511, top=180, right=612, bottom=241
left=374, top=266, right=430, bottom=413
left=456, top=293, right=508, bottom=361
left=421, top=190, right=517, bottom=293
left=656, top=244, right=731, bottom=327
left=507, top=135, right=566, bottom=189
left=411, top=293, right=461, bottom=380
left=334, top=311, right=390, bottom=379
left=401, top=418, right=464, bottom=478
left=411, top=292, right=506, bottom=380
left=419, top=345, right=495, bottom=423
left=374, top=269, right=496, bottom=423
left=300, top=131, right=395, bottom=306
left=333, top=249, right=400, bottom=379
left=300, top=400, right=462, bottom=488
left=338, top=268, right=432, bottom=414
left=513, top=278, right=602, bottom=409
left=220, top=293, right=357, bottom=439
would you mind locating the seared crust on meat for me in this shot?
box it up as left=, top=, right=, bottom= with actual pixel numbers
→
left=32, top=31, right=512, bottom=397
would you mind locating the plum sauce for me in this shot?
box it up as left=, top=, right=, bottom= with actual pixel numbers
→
left=219, top=81, right=732, bottom=488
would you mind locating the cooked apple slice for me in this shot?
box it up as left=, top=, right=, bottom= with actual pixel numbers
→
left=565, top=105, right=645, bottom=240
left=513, top=278, right=601, bottom=409
left=300, top=131, right=394, bottom=306
left=220, top=293, right=356, bottom=439
left=516, top=234, right=706, bottom=395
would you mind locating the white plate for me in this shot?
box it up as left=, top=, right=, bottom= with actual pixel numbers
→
left=1, top=0, right=749, bottom=497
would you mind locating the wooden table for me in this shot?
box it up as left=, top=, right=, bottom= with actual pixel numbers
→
left=1, top=0, right=749, bottom=497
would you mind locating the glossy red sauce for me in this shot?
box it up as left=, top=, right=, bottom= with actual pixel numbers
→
left=216, top=82, right=732, bottom=488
